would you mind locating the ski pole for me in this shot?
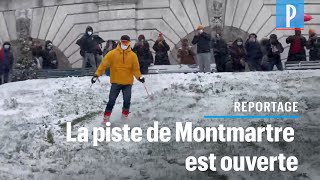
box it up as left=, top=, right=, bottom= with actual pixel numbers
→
left=143, top=84, right=150, bottom=96
left=90, top=77, right=101, bottom=88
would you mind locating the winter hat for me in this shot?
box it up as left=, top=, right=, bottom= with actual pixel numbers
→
left=121, top=35, right=131, bottom=42
left=3, top=41, right=11, bottom=47
left=196, top=25, right=204, bottom=30
left=45, top=40, right=53, bottom=47
left=86, top=26, right=93, bottom=32
left=270, top=34, right=278, bottom=40
left=138, top=34, right=145, bottom=41
left=3, top=42, right=11, bottom=50
left=249, top=33, right=258, bottom=39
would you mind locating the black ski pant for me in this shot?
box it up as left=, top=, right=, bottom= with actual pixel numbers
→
left=0, top=70, right=10, bottom=85
left=215, top=55, right=227, bottom=72
left=247, top=58, right=262, bottom=71
left=105, top=84, right=132, bottom=113
left=269, top=59, right=283, bottom=71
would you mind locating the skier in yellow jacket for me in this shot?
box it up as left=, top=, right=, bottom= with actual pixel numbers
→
left=91, top=35, right=145, bottom=125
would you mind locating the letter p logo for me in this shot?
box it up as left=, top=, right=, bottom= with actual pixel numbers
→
left=276, top=0, right=304, bottom=30
left=286, top=4, right=296, bottom=28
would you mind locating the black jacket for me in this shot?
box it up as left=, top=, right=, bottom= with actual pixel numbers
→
left=267, top=41, right=284, bottom=62
left=306, top=36, right=320, bottom=61
left=133, top=41, right=153, bottom=64
left=76, top=27, right=105, bottom=55
left=0, top=42, right=14, bottom=73
left=245, top=41, right=263, bottom=61
left=153, top=40, right=170, bottom=65
left=192, top=32, right=211, bottom=54
left=42, top=50, right=58, bottom=69
left=211, top=38, right=228, bottom=57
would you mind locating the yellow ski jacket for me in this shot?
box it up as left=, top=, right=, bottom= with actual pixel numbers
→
left=95, top=44, right=142, bottom=85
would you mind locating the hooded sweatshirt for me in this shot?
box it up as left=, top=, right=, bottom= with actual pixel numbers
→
left=95, top=43, right=141, bottom=85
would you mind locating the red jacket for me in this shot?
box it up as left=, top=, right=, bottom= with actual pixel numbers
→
left=0, top=48, right=4, bottom=62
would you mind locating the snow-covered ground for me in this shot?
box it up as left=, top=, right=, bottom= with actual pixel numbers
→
left=0, top=70, right=319, bottom=180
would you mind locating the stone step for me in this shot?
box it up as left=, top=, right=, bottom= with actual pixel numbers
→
left=284, top=61, right=320, bottom=70
left=285, top=66, right=320, bottom=70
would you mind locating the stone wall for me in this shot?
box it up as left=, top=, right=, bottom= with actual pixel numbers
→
left=0, top=0, right=320, bottom=68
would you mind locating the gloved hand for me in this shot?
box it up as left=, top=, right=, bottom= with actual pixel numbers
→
left=138, top=76, right=145, bottom=83
left=91, top=75, right=98, bottom=84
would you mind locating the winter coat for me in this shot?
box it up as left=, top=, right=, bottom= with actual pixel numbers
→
left=306, top=36, right=320, bottom=61
left=133, top=41, right=153, bottom=64
left=153, top=40, right=170, bottom=65
left=42, top=49, right=58, bottom=69
left=245, top=41, right=263, bottom=62
left=95, top=44, right=141, bottom=85
left=76, top=26, right=105, bottom=56
left=229, top=40, right=246, bottom=71
left=192, top=32, right=211, bottom=54
left=0, top=43, right=14, bottom=74
left=103, top=40, right=117, bottom=57
left=177, top=46, right=196, bottom=65
left=211, top=38, right=228, bottom=57
left=42, top=40, right=58, bottom=69
left=268, top=41, right=284, bottom=62
left=286, top=35, right=307, bottom=61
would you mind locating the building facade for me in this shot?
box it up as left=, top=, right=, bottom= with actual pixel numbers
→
left=0, top=0, right=319, bottom=68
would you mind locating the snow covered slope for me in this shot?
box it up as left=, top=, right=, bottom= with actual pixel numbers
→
left=0, top=71, right=319, bottom=180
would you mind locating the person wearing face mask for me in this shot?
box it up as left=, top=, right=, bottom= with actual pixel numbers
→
left=91, top=35, right=144, bottom=124
left=211, top=33, right=228, bottom=72
left=0, top=42, right=14, bottom=84
left=76, top=26, right=105, bottom=68
left=153, top=33, right=171, bottom=65
left=286, top=29, right=307, bottom=61
left=133, top=34, right=153, bottom=74
left=42, top=40, right=58, bottom=69
left=177, top=38, right=196, bottom=65
left=306, top=29, right=320, bottom=61
left=229, top=38, right=246, bottom=72
left=267, top=34, right=284, bottom=71
left=192, top=25, right=212, bottom=72
left=245, top=33, right=263, bottom=71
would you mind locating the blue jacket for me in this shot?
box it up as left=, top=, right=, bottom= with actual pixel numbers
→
left=245, top=41, right=263, bottom=60
left=0, top=42, right=14, bottom=74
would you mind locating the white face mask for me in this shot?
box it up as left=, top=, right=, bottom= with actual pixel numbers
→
left=121, top=45, right=128, bottom=50
left=237, top=42, right=243, bottom=46
left=87, top=31, right=93, bottom=36
left=199, top=30, right=204, bottom=34
left=4, top=45, right=10, bottom=49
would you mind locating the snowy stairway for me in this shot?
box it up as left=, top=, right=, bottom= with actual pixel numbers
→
left=285, top=61, right=320, bottom=70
